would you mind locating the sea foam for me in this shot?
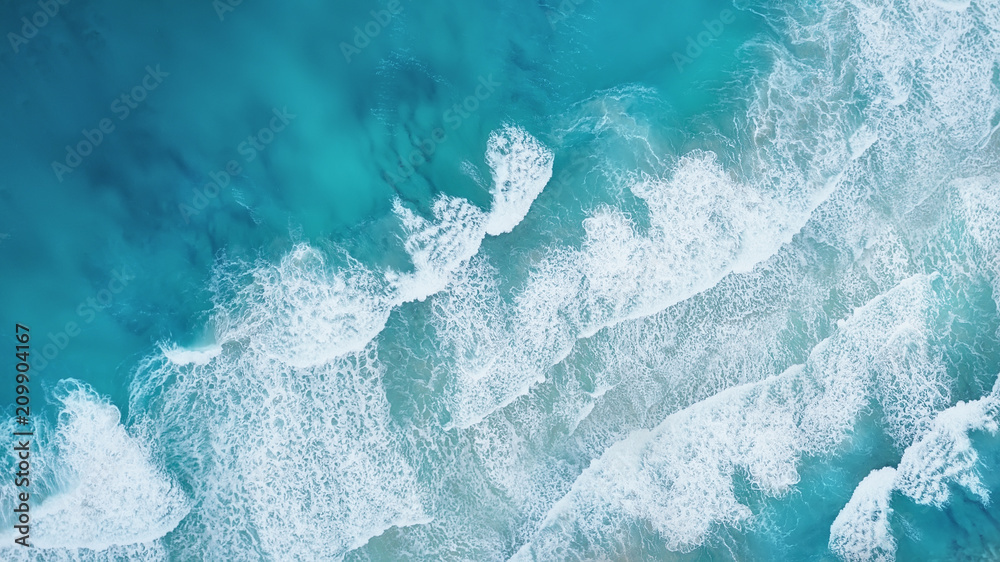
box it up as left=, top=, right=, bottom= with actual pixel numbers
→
left=116, top=125, right=556, bottom=559
left=0, top=382, right=189, bottom=555
left=483, top=125, right=555, bottom=236
left=828, top=379, right=1000, bottom=561
left=131, top=342, right=429, bottom=560
left=829, top=467, right=899, bottom=562
left=514, top=275, right=948, bottom=558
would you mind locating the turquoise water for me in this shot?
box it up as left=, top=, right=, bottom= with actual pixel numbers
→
left=1, top=0, right=1000, bottom=559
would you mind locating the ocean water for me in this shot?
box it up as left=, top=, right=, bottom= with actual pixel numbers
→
left=1, top=0, right=999, bottom=560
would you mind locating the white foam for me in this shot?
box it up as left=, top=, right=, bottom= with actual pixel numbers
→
left=849, top=125, right=879, bottom=160
left=431, top=25, right=893, bottom=428
left=894, top=386, right=1000, bottom=506
left=389, top=195, right=487, bottom=303
left=130, top=341, right=429, bottom=560
left=19, top=382, right=189, bottom=551
left=433, top=251, right=580, bottom=430
left=956, top=176, right=1000, bottom=291
left=483, top=124, right=555, bottom=236
left=829, top=467, right=898, bottom=562
left=215, top=244, right=394, bottom=369
left=514, top=275, right=947, bottom=557
left=580, top=151, right=790, bottom=328
left=112, top=129, right=554, bottom=554
left=0, top=541, right=169, bottom=562
left=160, top=343, right=222, bottom=366
left=94, top=1, right=1000, bottom=557
left=928, top=0, right=972, bottom=11
left=825, top=380, right=1000, bottom=561
left=212, top=126, right=551, bottom=373
left=502, top=0, right=1000, bottom=555
left=844, top=0, right=1000, bottom=149
left=436, top=147, right=842, bottom=429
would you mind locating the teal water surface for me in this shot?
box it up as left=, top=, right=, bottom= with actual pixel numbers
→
left=1, top=0, right=1000, bottom=560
